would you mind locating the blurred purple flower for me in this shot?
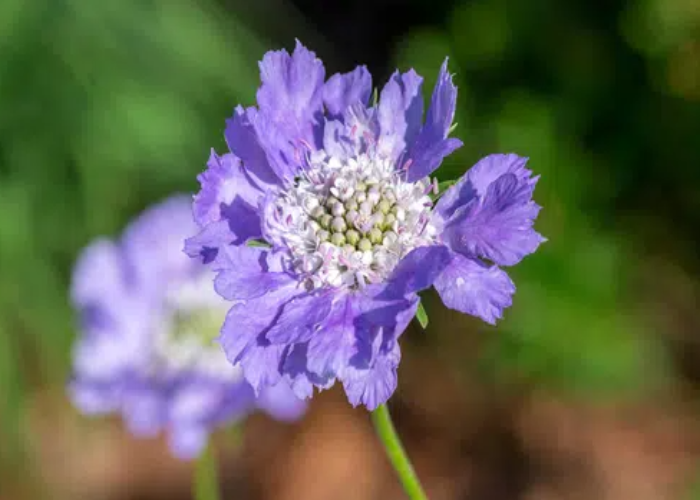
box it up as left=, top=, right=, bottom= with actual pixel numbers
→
left=69, top=196, right=305, bottom=459
left=186, top=41, right=545, bottom=410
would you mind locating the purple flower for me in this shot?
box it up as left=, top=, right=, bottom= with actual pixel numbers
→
left=186, top=41, right=545, bottom=410
left=69, top=196, right=306, bottom=459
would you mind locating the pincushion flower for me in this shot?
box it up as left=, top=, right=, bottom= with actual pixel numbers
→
left=69, top=196, right=306, bottom=459
left=186, top=41, right=544, bottom=410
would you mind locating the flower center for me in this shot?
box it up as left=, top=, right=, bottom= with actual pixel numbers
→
left=266, top=151, right=438, bottom=289
left=152, top=273, right=241, bottom=380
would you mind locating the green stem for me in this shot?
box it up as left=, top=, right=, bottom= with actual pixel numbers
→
left=194, top=444, right=220, bottom=500
left=371, top=404, right=428, bottom=500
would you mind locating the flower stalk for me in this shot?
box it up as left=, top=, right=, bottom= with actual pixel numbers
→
left=194, top=444, right=220, bottom=500
left=372, top=403, right=428, bottom=500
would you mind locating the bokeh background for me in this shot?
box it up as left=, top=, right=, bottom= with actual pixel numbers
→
left=1, top=0, right=699, bottom=498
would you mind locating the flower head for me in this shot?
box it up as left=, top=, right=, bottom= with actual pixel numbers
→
left=186, top=41, right=545, bottom=410
left=69, top=196, right=306, bottom=459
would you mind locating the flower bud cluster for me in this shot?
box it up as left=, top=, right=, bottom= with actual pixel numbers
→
left=268, top=152, right=439, bottom=289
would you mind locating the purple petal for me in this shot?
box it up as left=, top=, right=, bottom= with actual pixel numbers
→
left=273, top=292, right=360, bottom=398
left=304, top=293, right=356, bottom=377
left=323, top=66, right=372, bottom=117
left=467, top=153, right=537, bottom=197
left=434, top=252, right=515, bottom=325
left=280, top=342, right=335, bottom=400
left=442, top=171, right=545, bottom=266
left=271, top=289, right=419, bottom=408
left=169, top=426, right=208, bottom=460
left=265, top=292, right=335, bottom=345
left=339, top=293, right=418, bottom=410
left=407, top=137, right=463, bottom=183
left=341, top=341, right=400, bottom=411
left=433, top=170, right=478, bottom=224
left=225, top=106, right=282, bottom=188
left=69, top=379, right=121, bottom=415
left=213, top=245, right=294, bottom=301
left=323, top=119, right=356, bottom=159
left=257, top=40, right=326, bottom=118
left=183, top=220, right=235, bottom=265
left=72, top=324, right=145, bottom=382
left=407, top=59, right=462, bottom=181
left=192, top=151, right=264, bottom=228
left=71, top=239, right=125, bottom=307
left=121, top=196, right=198, bottom=287
left=295, top=289, right=418, bottom=409
left=381, top=245, right=452, bottom=298
left=169, top=383, right=226, bottom=423
left=256, top=381, right=307, bottom=422
left=218, top=282, right=301, bottom=393
left=377, top=70, right=424, bottom=162
left=122, top=387, right=165, bottom=438
left=344, top=103, right=379, bottom=145
left=189, top=197, right=262, bottom=262
left=254, top=40, right=326, bottom=183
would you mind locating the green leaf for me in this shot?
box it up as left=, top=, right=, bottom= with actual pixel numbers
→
left=448, top=122, right=458, bottom=134
left=415, top=301, right=429, bottom=329
left=438, top=180, right=457, bottom=192
left=246, top=239, right=271, bottom=248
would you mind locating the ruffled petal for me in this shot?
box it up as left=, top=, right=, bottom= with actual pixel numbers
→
left=279, top=342, right=336, bottom=400
left=169, top=425, right=208, bottom=460
left=434, top=171, right=478, bottom=224
left=122, top=386, right=165, bottom=438
left=339, top=293, right=418, bottom=410
left=341, top=341, right=400, bottom=411
left=218, top=282, right=302, bottom=393
left=71, top=239, right=125, bottom=308
left=466, top=153, right=536, bottom=197
left=442, top=170, right=545, bottom=266
left=434, top=252, right=515, bottom=325
left=407, top=59, right=462, bottom=181
left=121, top=196, right=200, bottom=298
left=272, top=287, right=418, bottom=410
left=225, top=106, right=281, bottom=188
left=304, top=293, right=356, bottom=377
left=379, top=244, right=452, bottom=298
left=169, top=381, right=232, bottom=424
left=192, top=151, right=264, bottom=228
left=254, top=40, right=326, bottom=183
left=68, top=379, right=121, bottom=414
left=183, top=220, right=233, bottom=265
left=264, top=292, right=336, bottom=345
left=323, top=66, right=372, bottom=118
left=376, top=70, right=424, bottom=162
left=71, top=324, right=145, bottom=383
left=213, top=245, right=295, bottom=301
left=256, top=381, right=307, bottom=422
left=323, top=119, right=356, bottom=159
left=407, top=137, right=462, bottom=183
